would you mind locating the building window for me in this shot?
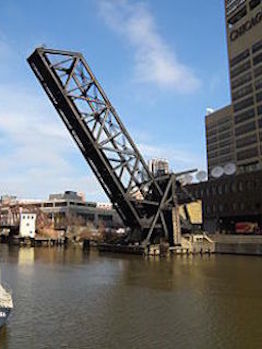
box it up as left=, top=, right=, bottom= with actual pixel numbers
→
left=219, top=139, right=232, bottom=147
left=255, top=77, right=262, bottom=91
left=219, top=147, right=233, bottom=156
left=43, top=203, right=53, bottom=207
left=207, top=135, right=218, bottom=145
left=207, top=144, right=218, bottom=152
left=232, top=72, right=252, bottom=90
left=253, top=53, right=262, bottom=66
left=235, top=120, right=256, bottom=136
left=236, top=133, right=257, bottom=148
left=231, top=182, right=237, bottom=193
left=254, top=65, right=262, bottom=79
left=234, top=96, right=254, bottom=112
left=256, top=91, right=262, bottom=103
left=249, top=0, right=261, bottom=10
left=235, top=108, right=255, bottom=124
left=230, top=49, right=250, bottom=68
left=208, top=151, right=219, bottom=159
left=253, top=38, right=262, bottom=55
left=212, top=186, right=216, bottom=195
left=237, top=147, right=258, bottom=160
left=259, top=118, right=262, bottom=128
left=258, top=105, right=262, bottom=115
left=207, top=129, right=217, bottom=137
left=218, top=131, right=233, bottom=140
left=228, top=5, right=247, bottom=25
left=54, top=202, right=67, bottom=207
left=232, top=84, right=253, bottom=101
left=238, top=181, right=244, bottom=191
left=231, top=61, right=251, bottom=79
left=219, top=204, right=224, bottom=213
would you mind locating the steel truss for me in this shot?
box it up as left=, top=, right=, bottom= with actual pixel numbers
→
left=28, top=48, right=181, bottom=245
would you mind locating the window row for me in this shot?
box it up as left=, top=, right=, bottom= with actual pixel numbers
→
left=226, top=0, right=246, bottom=16
left=235, top=108, right=255, bottom=124
left=236, top=133, right=257, bottom=148
left=233, top=96, right=254, bottom=112
left=228, top=5, right=247, bottom=25
left=231, top=61, right=251, bottom=79
left=253, top=38, right=262, bottom=55
left=232, top=71, right=252, bottom=90
left=207, top=131, right=233, bottom=145
left=253, top=52, right=262, bottom=66
left=254, top=65, right=262, bottom=78
left=256, top=91, right=262, bottom=103
left=206, top=116, right=232, bottom=131
left=255, top=77, right=262, bottom=90
left=207, top=139, right=234, bottom=153
left=237, top=146, right=258, bottom=160
left=230, top=49, right=250, bottom=68
left=232, top=83, right=253, bottom=101
left=249, top=0, right=262, bottom=11
left=208, top=155, right=235, bottom=167
left=235, top=120, right=256, bottom=136
left=194, top=179, right=261, bottom=199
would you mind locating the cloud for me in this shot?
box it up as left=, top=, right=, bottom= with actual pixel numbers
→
left=98, top=0, right=201, bottom=92
left=0, top=53, right=105, bottom=200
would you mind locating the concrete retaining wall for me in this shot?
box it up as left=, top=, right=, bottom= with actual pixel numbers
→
left=215, top=242, right=262, bottom=255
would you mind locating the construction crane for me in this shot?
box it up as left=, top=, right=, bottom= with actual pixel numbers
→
left=28, top=47, right=184, bottom=246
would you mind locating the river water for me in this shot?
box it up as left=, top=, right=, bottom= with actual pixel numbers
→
left=0, top=245, right=261, bottom=349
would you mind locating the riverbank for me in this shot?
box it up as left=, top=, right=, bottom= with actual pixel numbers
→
left=213, top=234, right=262, bottom=256
left=1, top=233, right=262, bottom=256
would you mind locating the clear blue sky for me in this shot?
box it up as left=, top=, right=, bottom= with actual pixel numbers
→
left=0, top=0, right=231, bottom=201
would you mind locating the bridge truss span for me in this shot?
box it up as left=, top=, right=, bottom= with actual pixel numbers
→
left=28, top=47, right=181, bottom=245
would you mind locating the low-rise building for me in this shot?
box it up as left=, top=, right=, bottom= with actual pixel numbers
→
left=185, top=170, right=262, bottom=234
left=19, top=213, right=36, bottom=238
left=0, top=191, right=122, bottom=231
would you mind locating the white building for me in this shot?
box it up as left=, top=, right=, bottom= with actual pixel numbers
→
left=148, top=158, right=170, bottom=176
left=19, top=213, right=37, bottom=238
left=96, top=202, right=113, bottom=210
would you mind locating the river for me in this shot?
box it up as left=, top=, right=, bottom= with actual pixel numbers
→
left=0, top=245, right=261, bottom=349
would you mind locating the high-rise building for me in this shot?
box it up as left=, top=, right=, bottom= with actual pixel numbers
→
left=206, top=0, right=262, bottom=176
left=206, top=105, right=235, bottom=176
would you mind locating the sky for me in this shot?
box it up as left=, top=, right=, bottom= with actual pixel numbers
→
left=0, top=0, right=231, bottom=201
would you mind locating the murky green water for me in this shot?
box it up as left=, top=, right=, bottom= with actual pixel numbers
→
left=0, top=245, right=262, bottom=349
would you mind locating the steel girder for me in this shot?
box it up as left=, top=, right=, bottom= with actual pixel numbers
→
left=27, top=47, right=181, bottom=245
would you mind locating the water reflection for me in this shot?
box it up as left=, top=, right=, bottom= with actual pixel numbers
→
left=0, top=327, right=9, bottom=349
left=0, top=245, right=262, bottom=349
left=18, top=248, right=34, bottom=266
